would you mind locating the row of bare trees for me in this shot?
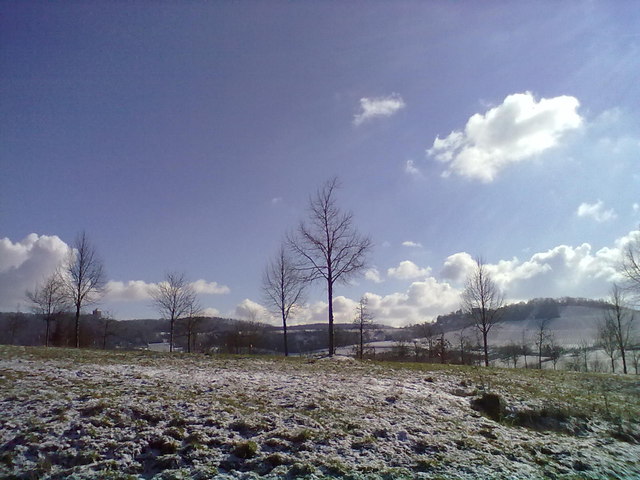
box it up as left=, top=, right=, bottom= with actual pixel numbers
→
left=262, top=178, right=372, bottom=356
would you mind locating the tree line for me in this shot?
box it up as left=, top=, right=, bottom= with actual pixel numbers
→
left=14, top=180, right=640, bottom=373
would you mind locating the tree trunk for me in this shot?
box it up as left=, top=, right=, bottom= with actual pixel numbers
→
left=328, top=282, right=334, bottom=356
left=170, top=317, right=174, bottom=353
left=621, top=345, right=627, bottom=374
left=611, top=357, right=615, bottom=373
left=282, top=312, right=289, bottom=357
left=45, top=318, right=50, bottom=347
left=74, top=304, right=81, bottom=348
left=483, top=329, right=489, bottom=367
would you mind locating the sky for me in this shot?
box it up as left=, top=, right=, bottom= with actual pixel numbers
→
left=1, top=2, right=639, bottom=326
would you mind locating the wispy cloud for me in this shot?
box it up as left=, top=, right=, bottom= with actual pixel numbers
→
left=353, top=93, right=405, bottom=126
left=402, top=241, right=422, bottom=248
left=427, top=92, right=583, bottom=182
left=405, top=159, right=421, bottom=176
left=576, top=200, right=617, bottom=222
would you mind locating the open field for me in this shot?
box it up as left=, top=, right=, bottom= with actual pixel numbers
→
left=1, top=345, right=639, bottom=479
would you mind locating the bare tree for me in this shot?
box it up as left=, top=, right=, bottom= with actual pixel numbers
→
left=620, top=231, right=640, bottom=300
left=27, top=270, right=70, bottom=347
left=100, top=310, right=115, bottom=350
left=461, top=257, right=503, bottom=367
left=262, top=245, right=306, bottom=356
left=353, top=296, right=373, bottom=360
left=546, top=333, right=564, bottom=370
left=597, top=317, right=619, bottom=373
left=534, top=317, right=551, bottom=370
left=455, top=325, right=471, bottom=365
left=64, top=232, right=106, bottom=348
left=605, top=284, right=634, bottom=374
left=521, top=329, right=531, bottom=369
left=182, top=303, right=203, bottom=353
left=503, top=342, right=521, bottom=368
left=288, top=178, right=372, bottom=356
left=152, top=272, right=197, bottom=352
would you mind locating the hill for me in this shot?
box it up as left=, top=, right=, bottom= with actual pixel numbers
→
left=0, top=345, right=638, bottom=479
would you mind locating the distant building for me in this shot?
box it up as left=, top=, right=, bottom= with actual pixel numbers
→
left=92, top=309, right=102, bottom=319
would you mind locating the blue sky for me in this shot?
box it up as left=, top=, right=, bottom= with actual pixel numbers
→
left=2, top=2, right=639, bottom=325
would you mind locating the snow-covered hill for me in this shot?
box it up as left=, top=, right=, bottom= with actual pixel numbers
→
left=1, top=346, right=638, bottom=479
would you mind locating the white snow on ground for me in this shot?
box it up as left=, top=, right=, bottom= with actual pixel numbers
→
left=1, top=346, right=639, bottom=479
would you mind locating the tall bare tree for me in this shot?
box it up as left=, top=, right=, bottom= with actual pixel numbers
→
left=262, top=245, right=306, bottom=356
left=152, top=272, right=198, bottom=352
left=353, top=296, right=373, bottom=360
left=27, top=270, right=70, bottom=347
left=288, top=178, right=372, bottom=356
left=461, top=257, right=503, bottom=367
left=64, top=232, right=106, bottom=348
left=620, top=231, right=640, bottom=300
left=604, top=284, right=634, bottom=374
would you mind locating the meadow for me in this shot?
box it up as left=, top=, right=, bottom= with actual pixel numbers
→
left=1, top=345, right=639, bottom=479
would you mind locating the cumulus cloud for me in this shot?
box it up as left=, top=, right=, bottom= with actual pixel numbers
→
left=427, top=92, right=583, bottom=182
left=402, top=241, right=422, bottom=248
left=353, top=93, right=405, bottom=126
left=105, top=281, right=155, bottom=302
left=201, top=307, right=220, bottom=317
left=234, top=298, right=274, bottom=323
left=441, top=233, right=635, bottom=301
left=364, top=278, right=461, bottom=326
left=191, top=279, right=230, bottom=295
left=576, top=200, right=617, bottom=222
left=0, top=234, right=70, bottom=311
left=387, top=260, right=431, bottom=280
left=104, top=278, right=229, bottom=303
left=364, top=268, right=383, bottom=283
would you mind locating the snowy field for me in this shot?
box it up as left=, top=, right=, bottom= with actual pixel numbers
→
left=1, top=346, right=639, bottom=480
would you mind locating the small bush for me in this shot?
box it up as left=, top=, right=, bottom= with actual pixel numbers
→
left=233, top=440, right=258, bottom=459
left=470, top=393, right=503, bottom=421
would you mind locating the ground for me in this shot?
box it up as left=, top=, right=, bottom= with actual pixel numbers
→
left=0, top=346, right=639, bottom=479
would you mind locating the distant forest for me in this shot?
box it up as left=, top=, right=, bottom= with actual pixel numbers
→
left=0, top=296, right=612, bottom=354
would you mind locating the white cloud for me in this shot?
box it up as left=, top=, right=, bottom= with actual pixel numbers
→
left=0, top=234, right=70, bottom=311
left=364, top=268, right=383, bottom=283
left=576, top=200, right=617, bottom=222
left=105, top=278, right=229, bottom=303
left=353, top=93, right=405, bottom=126
left=440, top=234, right=636, bottom=301
left=633, top=203, right=640, bottom=213
left=201, top=307, right=220, bottom=317
left=427, top=92, right=583, bottom=182
left=387, top=260, right=431, bottom=280
left=105, top=281, right=156, bottom=302
left=440, top=252, right=477, bottom=283
left=191, top=279, right=230, bottom=295
left=405, top=159, right=421, bottom=176
left=402, top=241, right=422, bottom=248
left=234, top=298, right=274, bottom=323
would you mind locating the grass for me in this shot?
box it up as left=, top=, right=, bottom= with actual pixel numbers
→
left=1, top=344, right=639, bottom=480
